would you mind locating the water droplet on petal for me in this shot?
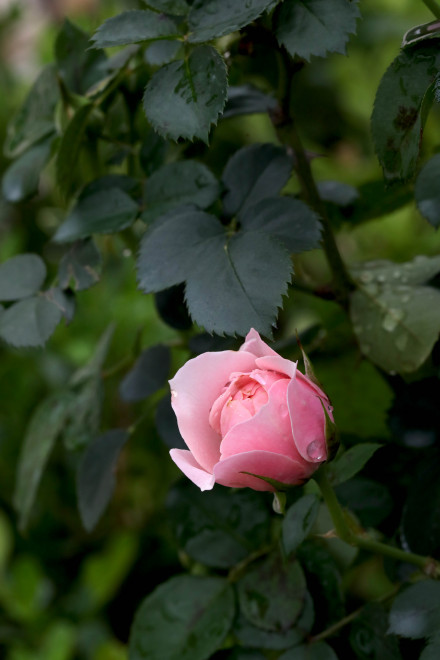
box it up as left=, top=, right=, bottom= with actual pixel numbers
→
left=171, top=390, right=177, bottom=398
left=306, top=440, right=325, bottom=462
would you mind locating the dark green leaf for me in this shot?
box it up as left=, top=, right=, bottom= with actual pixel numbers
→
left=185, top=230, right=291, bottom=336
left=0, top=254, right=46, bottom=301
left=155, top=394, right=186, bottom=450
left=335, top=477, right=393, bottom=528
left=119, top=345, right=171, bottom=402
left=2, top=138, right=53, bottom=202
left=58, top=240, right=101, bottom=292
left=46, top=287, right=76, bottom=324
left=4, top=65, right=59, bottom=158
left=143, top=45, right=227, bottom=142
left=142, top=160, right=219, bottom=223
left=327, top=444, right=383, bottom=486
left=282, top=494, right=320, bottom=556
left=351, top=255, right=440, bottom=288
left=350, top=283, right=440, bottom=373
left=223, top=650, right=266, bottom=660
left=371, top=42, right=440, bottom=181
left=167, top=483, right=270, bottom=568
left=55, top=104, right=94, bottom=198
left=238, top=552, right=306, bottom=632
left=223, top=85, right=278, bottom=119
left=350, top=603, right=402, bottom=660
left=70, top=324, right=114, bottom=386
left=145, top=0, right=189, bottom=13
left=91, top=10, right=180, bottom=48
left=63, top=377, right=103, bottom=451
left=420, top=633, right=440, bottom=660
left=222, top=143, right=293, bottom=218
left=297, top=541, right=344, bottom=626
left=317, top=181, right=359, bottom=206
left=13, top=392, right=75, bottom=531
left=139, top=131, right=168, bottom=176
left=188, top=0, right=275, bottom=43
left=279, top=642, right=338, bottom=660
left=138, top=207, right=292, bottom=336
left=234, top=592, right=314, bottom=650
left=129, top=575, right=234, bottom=660
left=275, top=0, right=360, bottom=61
left=77, top=429, right=129, bottom=531
left=55, top=19, right=107, bottom=94
left=415, top=153, right=440, bottom=228
left=239, top=197, right=322, bottom=253
left=0, top=296, right=62, bottom=347
left=137, top=208, right=220, bottom=291
left=145, top=39, right=181, bottom=66
left=388, top=581, right=440, bottom=639
left=54, top=189, right=139, bottom=243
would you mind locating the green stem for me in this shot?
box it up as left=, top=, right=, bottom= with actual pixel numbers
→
left=288, top=124, right=355, bottom=306
left=423, top=0, right=440, bottom=19
left=314, top=467, right=440, bottom=579
left=274, top=51, right=354, bottom=307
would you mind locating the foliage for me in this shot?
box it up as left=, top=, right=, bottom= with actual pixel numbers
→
left=2, top=0, right=440, bottom=659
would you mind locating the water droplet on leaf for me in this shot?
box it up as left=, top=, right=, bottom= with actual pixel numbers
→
left=382, top=308, right=405, bottom=332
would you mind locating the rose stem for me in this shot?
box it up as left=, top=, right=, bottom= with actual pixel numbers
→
left=314, top=467, right=440, bottom=579
left=423, top=0, right=440, bottom=19
left=309, top=585, right=400, bottom=644
left=273, top=50, right=355, bottom=308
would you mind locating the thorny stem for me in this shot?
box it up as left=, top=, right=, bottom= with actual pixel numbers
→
left=274, top=51, right=355, bottom=308
left=423, top=0, right=440, bottom=19
left=314, top=467, right=440, bottom=579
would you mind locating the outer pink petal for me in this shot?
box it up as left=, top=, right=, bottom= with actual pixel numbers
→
left=170, top=449, right=215, bottom=491
left=287, top=377, right=330, bottom=463
left=239, top=328, right=279, bottom=358
left=169, top=350, right=256, bottom=472
left=255, top=355, right=298, bottom=379
left=214, top=450, right=314, bottom=491
left=220, top=378, right=303, bottom=463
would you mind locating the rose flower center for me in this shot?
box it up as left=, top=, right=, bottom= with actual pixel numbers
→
left=209, top=369, right=288, bottom=438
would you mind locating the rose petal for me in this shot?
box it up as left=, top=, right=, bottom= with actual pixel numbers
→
left=297, top=370, right=331, bottom=400
left=170, top=449, right=215, bottom=491
left=214, top=450, right=313, bottom=491
left=220, top=378, right=303, bottom=463
left=169, top=350, right=256, bottom=472
left=287, top=376, right=329, bottom=463
left=255, top=355, right=298, bottom=379
left=239, top=328, right=279, bottom=358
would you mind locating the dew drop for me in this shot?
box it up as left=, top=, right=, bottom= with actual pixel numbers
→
left=392, top=270, right=401, bottom=279
left=306, top=440, right=325, bottom=462
left=360, top=271, right=373, bottom=283
left=396, top=334, right=408, bottom=351
left=377, top=274, right=386, bottom=283
left=361, top=344, right=371, bottom=354
left=382, top=308, right=405, bottom=332
left=362, top=282, right=378, bottom=296
left=171, top=390, right=177, bottom=398
left=401, top=294, right=410, bottom=304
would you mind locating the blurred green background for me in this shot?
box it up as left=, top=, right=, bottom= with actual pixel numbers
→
left=0, top=0, right=439, bottom=658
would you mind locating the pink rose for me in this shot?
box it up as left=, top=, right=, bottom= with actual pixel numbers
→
left=169, top=329, right=333, bottom=492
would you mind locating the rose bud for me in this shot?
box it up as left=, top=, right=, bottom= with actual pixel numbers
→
left=169, top=329, right=334, bottom=492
